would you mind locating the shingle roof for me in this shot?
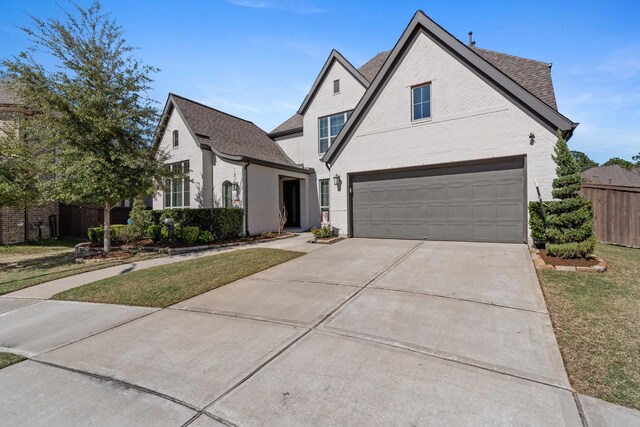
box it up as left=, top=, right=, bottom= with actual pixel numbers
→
left=271, top=43, right=560, bottom=135
left=0, top=81, right=20, bottom=106
left=471, top=47, right=557, bottom=110
left=170, top=94, right=299, bottom=168
left=270, top=112, right=303, bottom=136
left=358, top=51, right=391, bottom=83
left=583, top=165, right=640, bottom=187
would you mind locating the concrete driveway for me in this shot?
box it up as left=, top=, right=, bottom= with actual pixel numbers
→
left=1, top=238, right=638, bottom=426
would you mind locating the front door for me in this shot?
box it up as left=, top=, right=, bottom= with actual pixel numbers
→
left=283, top=180, right=300, bottom=228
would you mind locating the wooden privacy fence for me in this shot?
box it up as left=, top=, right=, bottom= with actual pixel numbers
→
left=581, top=184, right=640, bottom=248
left=58, top=204, right=132, bottom=239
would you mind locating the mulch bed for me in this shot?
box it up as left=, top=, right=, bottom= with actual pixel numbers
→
left=538, top=249, right=599, bottom=267
left=120, top=232, right=292, bottom=249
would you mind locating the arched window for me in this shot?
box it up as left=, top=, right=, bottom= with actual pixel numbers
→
left=223, top=181, right=233, bottom=208
left=172, top=130, right=179, bottom=147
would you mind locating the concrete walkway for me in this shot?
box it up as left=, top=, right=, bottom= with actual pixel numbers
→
left=0, top=238, right=638, bottom=426
left=1, top=233, right=320, bottom=300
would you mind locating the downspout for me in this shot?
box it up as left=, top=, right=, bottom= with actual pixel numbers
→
left=243, top=161, right=250, bottom=236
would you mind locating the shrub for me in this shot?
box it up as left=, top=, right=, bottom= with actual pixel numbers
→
left=88, top=227, right=104, bottom=244
left=147, top=225, right=162, bottom=242
left=199, top=230, right=215, bottom=243
left=129, top=198, right=152, bottom=236
left=182, top=226, right=201, bottom=245
left=261, top=231, right=274, bottom=239
left=544, top=131, right=595, bottom=258
left=110, top=224, right=138, bottom=244
left=151, top=208, right=244, bottom=240
left=311, top=225, right=333, bottom=238
left=528, top=201, right=548, bottom=246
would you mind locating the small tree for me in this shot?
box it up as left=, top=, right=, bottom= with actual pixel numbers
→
left=545, top=131, right=596, bottom=258
left=128, top=197, right=150, bottom=238
left=1, top=2, right=175, bottom=252
left=278, top=205, right=288, bottom=234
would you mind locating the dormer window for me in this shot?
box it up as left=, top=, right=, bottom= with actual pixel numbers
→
left=172, top=130, right=179, bottom=147
left=333, top=79, right=340, bottom=94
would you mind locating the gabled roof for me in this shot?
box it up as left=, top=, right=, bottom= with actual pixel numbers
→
left=269, top=112, right=303, bottom=138
left=158, top=94, right=309, bottom=173
left=297, top=50, right=369, bottom=117
left=322, top=10, right=577, bottom=166
left=583, top=165, right=640, bottom=187
left=357, top=51, right=391, bottom=83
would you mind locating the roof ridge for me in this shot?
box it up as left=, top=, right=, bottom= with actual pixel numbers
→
left=471, top=46, right=551, bottom=67
left=169, top=92, right=256, bottom=125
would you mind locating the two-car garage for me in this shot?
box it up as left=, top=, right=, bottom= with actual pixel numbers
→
left=350, top=157, right=526, bottom=243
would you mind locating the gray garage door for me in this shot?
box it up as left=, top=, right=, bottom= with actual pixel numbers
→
left=351, top=158, right=525, bottom=243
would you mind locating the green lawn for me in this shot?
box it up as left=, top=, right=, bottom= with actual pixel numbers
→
left=53, top=248, right=303, bottom=308
left=0, top=239, right=159, bottom=296
left=0, top=352, right=25, bottom=369
left=538, top=244, right=640, bottom=410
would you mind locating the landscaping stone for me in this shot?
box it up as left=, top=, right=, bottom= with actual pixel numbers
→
left=555, top=266, right=576, bottom=272
left=576, top=266, right=597, bottom=273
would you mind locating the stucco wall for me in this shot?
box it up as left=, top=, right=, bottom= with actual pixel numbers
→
left=152, top=109, right=205, bottom=209
left=246, top=164, right=312, bottom=234
left=212, top=155, right=244, bottom=208
left=275, top=59, right=367, bottom=227
left=329, top=31, right=557, bottom=235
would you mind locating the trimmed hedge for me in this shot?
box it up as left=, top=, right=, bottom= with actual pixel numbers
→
left=155, top=208, right=243, bottom=240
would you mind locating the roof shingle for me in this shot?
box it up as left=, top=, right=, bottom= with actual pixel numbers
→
left=583, top=165, right=640, bottom=187
left=171, top=94, right=298, bottom=168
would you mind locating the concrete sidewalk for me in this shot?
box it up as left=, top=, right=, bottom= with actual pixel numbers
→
left=1, top=233, right=319, bottom=300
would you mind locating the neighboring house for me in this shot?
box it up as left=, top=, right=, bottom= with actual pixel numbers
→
left=0, top=81, right=60, bottom=244
left=583, top=165, right=640, bottom=187
left=157, top=10, right=577, bottom=243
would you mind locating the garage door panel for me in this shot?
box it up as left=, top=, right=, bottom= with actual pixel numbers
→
left=352, top=159, right=524, bottom=243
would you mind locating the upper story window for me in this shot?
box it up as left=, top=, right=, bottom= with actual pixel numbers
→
left=164, top=161, right=190, bottom=208
left=319, top=111, right=352, bottom=154
left=333, top=79, right=340, bottom=94
left=172, top=130, right=179, bottom=148
left=412, top=83, right=431, bottom=121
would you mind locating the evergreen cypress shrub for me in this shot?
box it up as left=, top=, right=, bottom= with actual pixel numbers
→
left=544, top=132, right=596, bottom=258
left=528, top=201, right=548, bottom=246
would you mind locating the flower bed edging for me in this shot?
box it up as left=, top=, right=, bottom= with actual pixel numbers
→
left=530, top=247, right=607, bottom=273
left=307, top=236, right=344, bottom=245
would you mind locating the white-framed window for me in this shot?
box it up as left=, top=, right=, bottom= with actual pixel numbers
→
left=164, top=161, right=190, bottom=208
left=222, top=181, right=233, bottom=208
left=333, top=79, right=340, bottom=94
left=412, top=83, right=431, bottom=121
left=318, top=111, right=352, bottom=154
left=172, top=130, right=179, bottom=147
left=319, top=179, right=330, bottom=222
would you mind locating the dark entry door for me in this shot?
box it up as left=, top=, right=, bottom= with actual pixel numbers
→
left=283, top=180, right=300, bottom=228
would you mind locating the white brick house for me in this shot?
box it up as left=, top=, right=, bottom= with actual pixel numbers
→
left=155, top=10, right=576, bottom=243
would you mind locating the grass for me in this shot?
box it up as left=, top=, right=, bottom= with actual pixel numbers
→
left=0, top=352, right=25, bottom=369
left=538, top=244, right=640, bottom=410
left=0, top=239, right=160, bottom=296
left=52, top=248, right=304, bottom=308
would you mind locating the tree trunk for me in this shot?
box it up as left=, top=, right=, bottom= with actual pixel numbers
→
left=103, top=201, right=112, bottom=253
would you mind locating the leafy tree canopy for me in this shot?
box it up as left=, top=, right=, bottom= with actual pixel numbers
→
left=1, top=1, right=175, bottom=251
left=602, top=157, right=634, bottom=170
left=570, top=150, right=598, bottom=172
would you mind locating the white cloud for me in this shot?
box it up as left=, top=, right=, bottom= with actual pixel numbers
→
left=228, top=0, right=324, bottom=14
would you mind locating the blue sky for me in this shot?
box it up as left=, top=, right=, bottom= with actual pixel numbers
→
left=1, top=0, right=639, bottom=163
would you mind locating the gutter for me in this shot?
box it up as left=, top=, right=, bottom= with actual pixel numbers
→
left=243, top=161, right=250, bottom=236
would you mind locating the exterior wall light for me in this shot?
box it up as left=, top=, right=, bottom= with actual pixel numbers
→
left=333, top=174, right=341, bottom=187
left=232, top=182, right=240, bottom=193
left=529, top=133, right=535, bottom=145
